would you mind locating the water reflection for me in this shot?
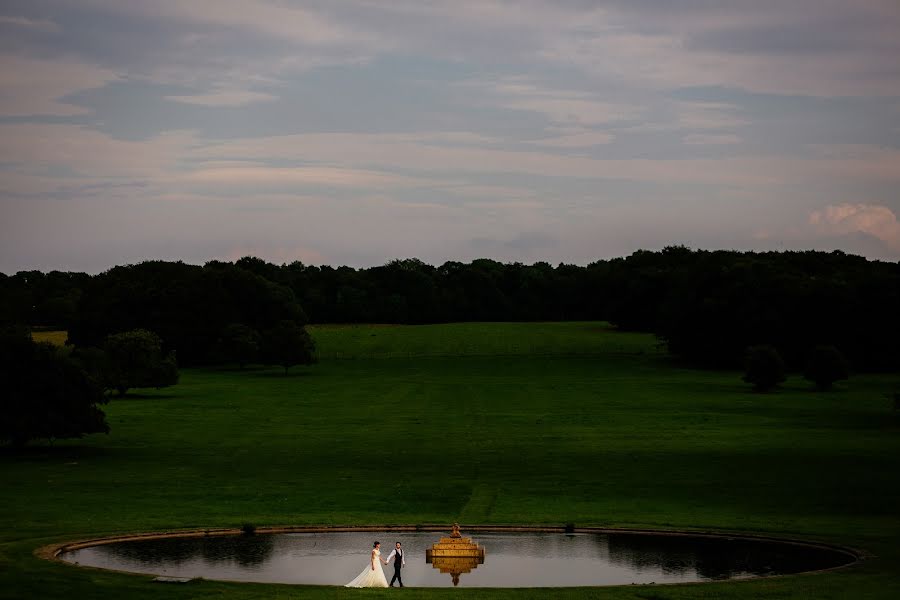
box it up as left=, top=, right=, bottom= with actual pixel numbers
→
left=603, top=533, right=850, bottom=580
left=89, top=534, right=275, bottom=572
left=61, top=531, right=853, bottom=587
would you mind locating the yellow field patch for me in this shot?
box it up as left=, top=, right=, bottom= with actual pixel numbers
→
left=31, top=330, right=68, bottom=346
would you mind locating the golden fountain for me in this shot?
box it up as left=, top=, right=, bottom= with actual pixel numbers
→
left=425, top=523, right=486, bottom=586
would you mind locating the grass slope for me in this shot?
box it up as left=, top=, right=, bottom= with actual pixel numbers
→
left=2, top=322, right=899, bottom=599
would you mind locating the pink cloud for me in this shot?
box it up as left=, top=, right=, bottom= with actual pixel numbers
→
left=809, top=203, right=900, bottom=251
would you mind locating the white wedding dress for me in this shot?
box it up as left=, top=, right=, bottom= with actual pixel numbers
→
left=345, top=548, right=389, bottom=588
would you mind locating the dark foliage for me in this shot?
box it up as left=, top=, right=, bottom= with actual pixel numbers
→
left=271, top=249, right=900, bottom=371
left=4, top=248, right=899, bottom=371
left=70, top=346, right=111, bottom=391
left=217, top=323, right=262, bottom=368
left=628, top=249, right=900, bottom=371
left=66, top=261, right=307, bottom=366
left=743, top=345, right=787, bottom=392
left=105, top=329, right=179, bottom=396
left=261, top=320, right=316, bottom=374
left=0, top=270, right=88, bottom=328
left=0, top=327, right=108, bottom=447
left=804, top=345, right=849, bottom=390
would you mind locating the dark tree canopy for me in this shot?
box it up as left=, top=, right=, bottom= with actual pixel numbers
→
left=804, top=345, right=849, bottom=390
left=67, top=261, right=307, bottom=366
left=604, top=248, right=899, bottom=371
left=0, top=327, right=108, bottom=447
left=4, top=248, right=900, bottom=371
left=217, top=323, right=262, bottom=369
left=743, top=345, right=787, bottom=392
left=105, top=329, right=179, bottom=396
left=261, top=320, right=316, bottom=374
left=0, top=270, right=88, bottom=329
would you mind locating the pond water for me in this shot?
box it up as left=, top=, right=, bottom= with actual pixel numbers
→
left=60, top=530, right=854, bottom=588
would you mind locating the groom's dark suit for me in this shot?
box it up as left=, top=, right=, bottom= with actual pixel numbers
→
left=386, top=546, right=404, bottom=587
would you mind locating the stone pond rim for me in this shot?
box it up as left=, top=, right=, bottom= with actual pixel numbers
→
left=39, top=524, right=864, bottom=584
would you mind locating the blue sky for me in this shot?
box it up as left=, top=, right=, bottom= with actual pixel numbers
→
left=2, top=1, right=899, bottom=272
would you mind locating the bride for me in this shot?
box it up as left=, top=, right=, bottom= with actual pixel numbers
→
left=345, top=541, right=389, bottom=588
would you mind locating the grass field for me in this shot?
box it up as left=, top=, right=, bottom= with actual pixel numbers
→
left=2, top=322, right=899, bottom=599
left=30, top=329, right=68, bottom=346
left=310, top=321, right=662, bottom=359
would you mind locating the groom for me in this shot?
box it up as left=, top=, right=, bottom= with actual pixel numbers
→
left=384, top=541, right=405, bottom=587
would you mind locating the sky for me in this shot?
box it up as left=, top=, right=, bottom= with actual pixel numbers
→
left=1, top=1, right=900, bottom=273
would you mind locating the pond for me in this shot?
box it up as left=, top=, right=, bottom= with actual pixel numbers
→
left=59, top=529, right=855, bottom=588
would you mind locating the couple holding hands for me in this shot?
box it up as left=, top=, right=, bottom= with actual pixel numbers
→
left=345, top=540, right=405, bottom=588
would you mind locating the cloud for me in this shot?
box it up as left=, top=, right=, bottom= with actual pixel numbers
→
left=196, top=130, right=880, bottom=186
left=8, top=1, right=376, bottom=104
left=164, top=89, right=278, bottom=107
left=674, top=102, right=747, bottom=130
left=505, top=97, right=635, bottom=126
left=7, top=1, right=900, bottom=113
left=809, top=146, right=900, bottom=183
left=477, top=77, right=643, bottom=126
left=0, top=55, right=118, bottom=116
left=438, top=183, right=538, bottom=199
left=3, top=120, right=899, bottom=206
left=0, top=123, right=193, bottom=177
left=84, top=0, right=369, bottom=47
left=809, top=203, right=900, bottom=251
left=3, top=1, right=900, bottom=271
left=683, top=133, right=742, bottom=145
left=361, top=1, right=900, bottom=96
left=536, top=1, right=900, bottom=96
left=181, top=165, right=434, bottom=189
left=528, top=131, right=615, bottom=148
left=0, top=16, right=59, bottom=31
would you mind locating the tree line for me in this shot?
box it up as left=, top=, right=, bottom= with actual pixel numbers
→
left=63, top=260, right=314, bottom=367
left=1, top=261, right=317, bottom=446
left=2, top=248, right=899, bottom=371
left=2, top=248, right=898, bottom=445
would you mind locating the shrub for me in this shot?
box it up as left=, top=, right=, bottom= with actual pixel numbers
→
left=105, top=329, right=178, bottom=395
left=0, top=326, right=108, bottom=447
left=743, top=345, right=786, bottom=392
left=803, top=345, right=849, bottom=390
left=261, top=321, right=316, bottom=374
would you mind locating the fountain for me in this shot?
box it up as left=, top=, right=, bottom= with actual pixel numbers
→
left=425, top=523, right=486, bottom=586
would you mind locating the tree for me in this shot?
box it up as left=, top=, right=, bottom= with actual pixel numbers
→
left=0, top=327, right=108, bottom=447
left=218, top=323, right=261, bottom=368
left=804, top=345, right=849, bottom=390
left=743, top=345, right=786, bottom=392
left=105, top=329, right=178, bottom=395
left=261, top=320, right=316, bottom=374
left=70, top=346, right=111, bottom=391
left=68, top=261, right=307, bottom=366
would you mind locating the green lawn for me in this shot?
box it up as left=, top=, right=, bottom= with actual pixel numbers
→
left=2, top=322, right=899, bottom=599
left=310, top=321, right=662, bottom=359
